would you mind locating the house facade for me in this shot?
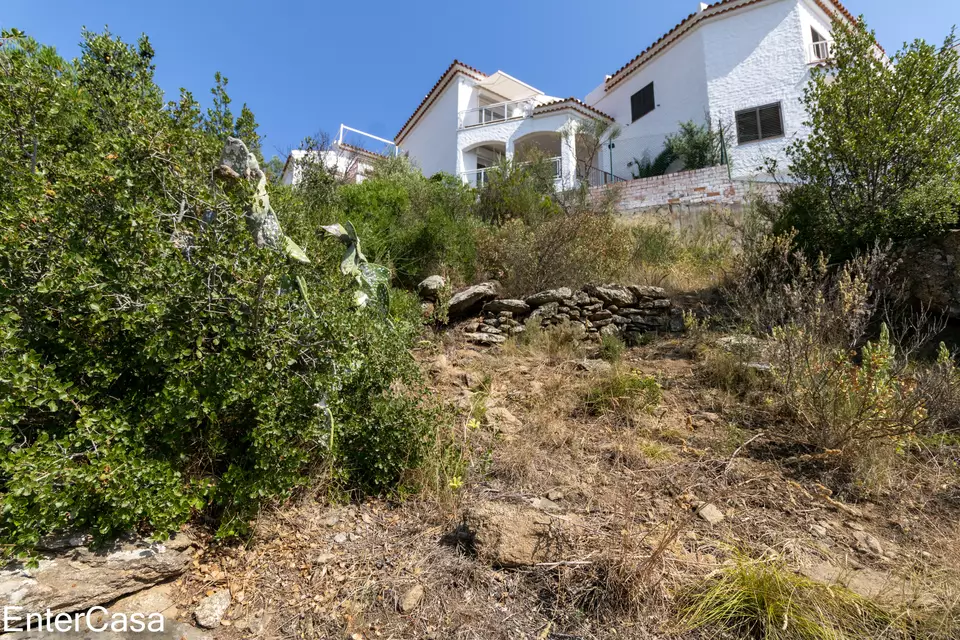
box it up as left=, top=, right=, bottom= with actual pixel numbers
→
left=390, top=0, right=857, bottom=185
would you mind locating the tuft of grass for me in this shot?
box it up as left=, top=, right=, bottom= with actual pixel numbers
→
left=599, top=334, right=627, bottom=363
left=679, top=555, right=908, bottom=640
left=507, top=320, right=585, bottom=364
left=584, top=369, right=662, bottom=423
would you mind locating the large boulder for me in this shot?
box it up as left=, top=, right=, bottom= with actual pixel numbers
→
left=582, top=284, right=634, bottom=307
left=525, top=288, right=572, bottom=308
left=627, top=285, right=669, bottom=300
left=459, top=502, right=567, bottom=567
left=416, top=275, right=446, bottom=301
left=449, top=282, right=501, bottom=318
left=483, top=299, right=531, bottom=315
left=0, top=534, right=194, bottom=616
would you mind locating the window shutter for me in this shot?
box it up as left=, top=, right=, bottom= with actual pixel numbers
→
left=758, top=104, right=783, bottom=139
left=631, top=82, right=655, bottom=122
left=736, top=110, right=760, bottom=143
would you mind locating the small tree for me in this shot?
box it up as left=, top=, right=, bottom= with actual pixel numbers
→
left=779, top=19, right=960, bottom=258
left=665, top=119, right=722, bottom=170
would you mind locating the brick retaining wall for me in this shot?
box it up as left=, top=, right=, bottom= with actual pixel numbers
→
left=591, top=166, right=781, bottom=216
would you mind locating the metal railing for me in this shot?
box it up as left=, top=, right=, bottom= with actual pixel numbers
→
left=808, top=40, right=833, bottom=64
left=577, top=165, right=627, bottom=188
left=458, top=98, right=536, bottom=129
left=461, top=156, right=563, bottom=189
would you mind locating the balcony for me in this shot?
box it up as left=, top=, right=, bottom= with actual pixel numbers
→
left=458, top=98, right=536, bottom=129
left=808, top=40, right=833, bottom=64
left=461, top=156, right=562, bottom=189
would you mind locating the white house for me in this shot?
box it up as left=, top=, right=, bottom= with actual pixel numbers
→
left=390, top=0, right=858, bottom=184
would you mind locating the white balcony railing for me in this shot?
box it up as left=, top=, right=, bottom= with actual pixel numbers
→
left=458, top=98, right=536, bottom=129
left=808, top=40, right=833, bottom=64
left=461, top=156, right=562, bottom=189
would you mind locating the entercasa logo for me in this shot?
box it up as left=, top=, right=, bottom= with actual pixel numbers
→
left=3, top=606, right=165, bottom=634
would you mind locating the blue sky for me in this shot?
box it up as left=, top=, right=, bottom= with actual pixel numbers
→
left=4, top=0, right=958, bottom=160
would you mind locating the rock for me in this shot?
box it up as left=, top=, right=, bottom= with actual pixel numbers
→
left=477, top=325, right=503, bottom=335
left=333, top=532, right=349, bottom=544
left=530, top=497, right=561, bottom=512
left=574, top=359, right=613, bottom=374
left=853, top=531, right=884, bottom=556
left=484, top=406, right=522, bottom=433
left=0, top=534, right=193, bottom=616
left=588, top=310, right=613, bottom=321
left=525, top=288, right=572, bottom=307
left=810, top=524, right=828, bottom=537
left=582, top=284, right=634, bottom=307
left=529, top=301, right=560, bottom=321
left=417, top=275, right=446, bottom=301
left=110, top=582, right=179, bottom=618
left=465, top=332, right=507, bottom=346
left=316, top=553, right=336, bottom=564
left=546, top=490, right=564, bottom=501
left=194, top=589, right=231, bottom=629
left=627, top=285, right=669, bottom=300
left=449, top=282, right=501, bottom=318
left=7, top=620, right=207, bottom=639
left=696, top=503, right=725, bottom=525
left=599, top=324, right=620, bottom=337
left=399, top=584, right=424, bottom=613
left=460, top=501, right=566, bottom=567
left=483, top=299, right=531, bottom=315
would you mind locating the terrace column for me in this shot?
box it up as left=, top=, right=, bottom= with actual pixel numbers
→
left=560, top=121, right=579, bottom=190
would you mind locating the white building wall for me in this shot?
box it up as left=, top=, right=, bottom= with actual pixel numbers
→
left=702, top=0, right=811, bottom=178
left=399, top=80, right=464, bottom=177
left=587, top=29, right=711, bottom=180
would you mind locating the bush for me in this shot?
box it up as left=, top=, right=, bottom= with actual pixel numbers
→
left=598, top=334, right=626, bottom=363
left=628, top=147, right=677, bottom=179
left=665, top=119, right=723, bottom=170
left=0, top=30, right=442, bottom=555
left=773, top=324, right=928, bottom=492
left=330, top=157, right=480, bottom=287
left=775, top=20, right=960, bottom=259
left=584, top=370, right=662, bottom=423
left=681, top=554, right=906, bottom=640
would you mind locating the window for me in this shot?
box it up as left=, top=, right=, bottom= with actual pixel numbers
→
left=811, top=27, right=830, bottom=61
left=630, top=82, right=655, bottom=122
left=735, top=103, right=784, bottom=144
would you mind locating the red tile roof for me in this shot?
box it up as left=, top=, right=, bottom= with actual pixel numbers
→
left=395, top=60, right=486, bottom=144
left=534, top=97, right=615, bottom=121
left=604, top=0, right=860, bottom=91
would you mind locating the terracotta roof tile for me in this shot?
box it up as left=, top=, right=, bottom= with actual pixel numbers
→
left=604, top=0, right=860, bottom=91
left=534, top=97, right=614, bottom=121
left=395, top=60, right=486, bottom=143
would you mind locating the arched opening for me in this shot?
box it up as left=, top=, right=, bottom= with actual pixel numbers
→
left=461, top=141, right=506, bottom=188
left=514, top=132, right=563, bottom=180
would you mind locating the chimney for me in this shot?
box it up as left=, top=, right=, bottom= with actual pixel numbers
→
left=698, top=2, right=709, bottom=11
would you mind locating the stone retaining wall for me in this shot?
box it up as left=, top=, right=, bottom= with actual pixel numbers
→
left=446, top=282, right=683, bottom=346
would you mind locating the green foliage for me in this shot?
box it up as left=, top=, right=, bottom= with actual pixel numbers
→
left=778, top=20, right=960, bottom=258
left=474, top=151, right=558, bottom=226
left=665, top=119, right=722, bottom=170
left=628, top=146, right=676, bottom=179
left=0, top=29, right=442, bottom=555
left=584, top=370, right=662, bottom=422
left=681, top=554, right=905, bottom=640
left=334, top=156, right=479, bottom=287
left=598, top=334, right=626, bottom=363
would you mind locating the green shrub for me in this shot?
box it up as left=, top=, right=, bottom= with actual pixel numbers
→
left=584, top=370, right=662, bottom=422
left=665, top=119, right=722, bottom=170
left=680, top=554, right=906, bottom=640
left=628, top=147, right=677, bottom=179
left=776, top=20, right=960, bottom=259
left=598, top=334, right=626, bottom=363
left=333, top=157, right=480, bottom=287
left=0, top=29, right=442, bottom=555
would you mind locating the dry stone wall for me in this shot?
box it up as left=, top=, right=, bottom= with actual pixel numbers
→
left=444, top=282, right=684, bottom=346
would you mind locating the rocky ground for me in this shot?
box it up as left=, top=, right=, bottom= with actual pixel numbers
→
left=6, top=299, right=959, bottom=639
left=152, top=327, right=960, bottom=639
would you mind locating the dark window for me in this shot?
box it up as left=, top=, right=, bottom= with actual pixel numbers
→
left=630, top=82, right=655, bottom=122
left=735, top=102, right=784, bottom=144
